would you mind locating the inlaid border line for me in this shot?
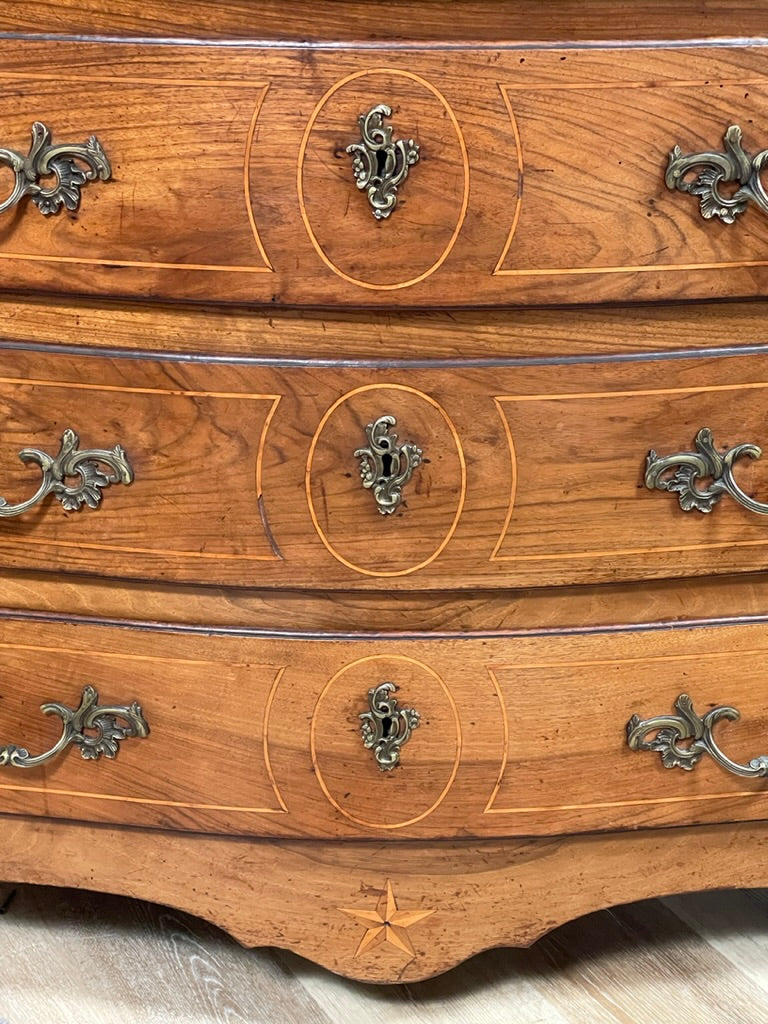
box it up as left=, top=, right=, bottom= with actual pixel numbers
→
left=485, top=647, right=768, bottom=814
left=0, top=641, right=287, bottom=815
left=495, top=76, right=768, bottom=277
left=492, top=380, right=768, bottom=562
left=0, top=70, right=272, bottom=274
left=0, top=375, right=282, bottom=562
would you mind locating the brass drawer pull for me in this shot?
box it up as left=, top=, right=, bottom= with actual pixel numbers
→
left=0, top=121, right=111, bottom=216
left=644, top=426, right=768, bottom=515
left=360, top=682, right=420, bottom=771
left=666, top=124, right=768, bottom=223
left=627, top=693, right=768, bottom=778
left=355, top=414, right=423, bottom=515
left=0, top=685, right=149, bottom=769
left=0, top=427, right=134, bottom=519
left=347, top=104, right=420, bottom=220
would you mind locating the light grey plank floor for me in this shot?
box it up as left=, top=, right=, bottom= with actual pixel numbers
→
left=0, top=884, right=766, bottom=1024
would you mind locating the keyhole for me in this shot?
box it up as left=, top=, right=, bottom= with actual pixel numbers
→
left=375, top=149, right=388, bottom=178
left=381, top=716, right=393, bottom=738
left=377, top=436, right=394, bottom=485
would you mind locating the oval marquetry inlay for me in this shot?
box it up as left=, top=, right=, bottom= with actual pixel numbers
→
left=310, top=654, right=461, bottom=829
left=305, top=383, right=466, bottom=577
left=298, top=67, right=469, bottom=290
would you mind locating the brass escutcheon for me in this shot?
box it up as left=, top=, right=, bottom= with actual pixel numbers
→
left=360, top=682, right=420, bottom=771
left=354, top=414, right=423, bottom=516
left=346, top=104, right=419, bottom=220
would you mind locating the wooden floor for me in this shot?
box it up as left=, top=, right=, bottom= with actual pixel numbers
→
left=1, top=884, right=767, bottom=1022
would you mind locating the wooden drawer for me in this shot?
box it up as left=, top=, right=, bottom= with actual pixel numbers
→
left=4, top=345, right=768, bottom=589
left=3, top=614, right=768, bottom=839
left=2, top=40, right=768, bottom=307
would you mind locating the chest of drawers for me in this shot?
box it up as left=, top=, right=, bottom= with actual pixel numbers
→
left=5, top=1, right=768, bottom=984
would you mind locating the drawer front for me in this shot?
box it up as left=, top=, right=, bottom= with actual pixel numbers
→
left=3, top=615, right=768, bottom=839
left=2, top=41, right=768, bottom=307
left=1, top=345, right=767, bottom=587
left=4, top=347, right=768, bottom=589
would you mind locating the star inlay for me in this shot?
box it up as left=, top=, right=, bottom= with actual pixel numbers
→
left=339, top=879, right=435, bottom=958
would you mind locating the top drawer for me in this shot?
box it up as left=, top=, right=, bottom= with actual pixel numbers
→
left=3, top=40, right=768, bottom=307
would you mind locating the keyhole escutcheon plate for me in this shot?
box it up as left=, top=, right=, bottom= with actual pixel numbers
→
left=359, top=681, right=421, bottom=771
left=354, top=414, right=423, bottom=515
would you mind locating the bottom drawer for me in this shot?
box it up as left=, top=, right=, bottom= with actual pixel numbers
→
left=2, top=613, right=768, bottom=839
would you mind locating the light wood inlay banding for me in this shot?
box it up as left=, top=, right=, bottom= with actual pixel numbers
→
left=494, top=75, right=768, bottom=281
left=310, top=654, right=463, bottom=829
left=0, top=641, right=287, bottom=819
left=297, top=67, right=470, bottom=291
left=2, top=617, right=768, bottom=838
left=493, top=380, right=768, bottom=566
left=305, top=383, right=467, bottom=578
left=0, top=70, right=272, bottom=274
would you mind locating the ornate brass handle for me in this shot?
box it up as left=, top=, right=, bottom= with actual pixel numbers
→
left=0, top=427, right=133, bottom=519
left=346, top=104, right=420, bottom=220
left=354, top=415, right=423, bottom=515
left=627, top=693, right=768, bottom=778
left=645, top=427, right=768, bottom=515
left=359, top=682, right=420, bottom=771
left=0, top=685, right=149, bottom=769
left=0, top=121, right=111, bottom=216
left=666, top=124, right=768, bottom=223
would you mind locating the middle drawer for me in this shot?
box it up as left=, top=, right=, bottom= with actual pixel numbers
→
left=2, top=345, right=768, bottom=588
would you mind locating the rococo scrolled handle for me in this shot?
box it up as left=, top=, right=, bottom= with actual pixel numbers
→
left=354, top=414, right=423, bottom=516
left=0, top=685, right=149, bottom=769
left=0, top=427, right=134, bottom=519
left=645, top=427, right=768, bottom=515
left=347, top=104, right=420, bottom=220
left=627, top=693, right=768, bottom=778
left=0, top=121, right=111, bottom=216
left=666, top=123, right=768, bottom=223
left=359, top=682, right=420, bottom=771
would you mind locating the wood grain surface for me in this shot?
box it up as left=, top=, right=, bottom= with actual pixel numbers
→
left=3, top=0, right=768, bottom=42
left=3, top=614, right=768, bottom=839
left=4, top=294, right=768, bottom=361
left=5, top=813, right=768, bottom=983
left=0, top=41, right=766, bottom=306
left=5, top=0, right=768, bottom=1000
left=3, top=344, right=768, bottom=589
left=5, top=564, right=768, bottom=634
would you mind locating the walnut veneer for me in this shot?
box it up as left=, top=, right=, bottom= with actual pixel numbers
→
left=2, top=41, right=768, bottom=307
left=3, top=1, right=768, bottom=984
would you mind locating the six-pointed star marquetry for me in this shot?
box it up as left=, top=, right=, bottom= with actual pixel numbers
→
left=339, top=879, right=435, bottom=958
